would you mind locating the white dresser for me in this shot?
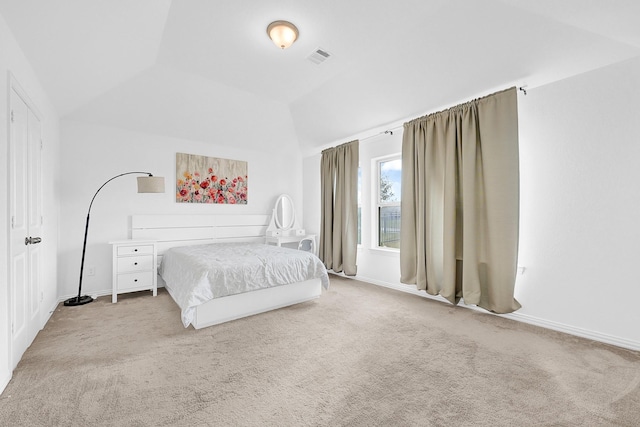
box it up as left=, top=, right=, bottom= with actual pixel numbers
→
left=110, top=240, right=157, bottom=303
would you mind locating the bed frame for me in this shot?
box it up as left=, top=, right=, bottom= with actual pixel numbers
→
left=131, top=214, right=323, bottom=329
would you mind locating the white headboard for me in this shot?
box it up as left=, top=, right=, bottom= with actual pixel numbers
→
left=132, top=214, right=270, bottom=256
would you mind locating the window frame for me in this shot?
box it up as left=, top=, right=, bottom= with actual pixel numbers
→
left=357, top=165, right=362, bottom=247
left=373, top=154, right=401, bottom=251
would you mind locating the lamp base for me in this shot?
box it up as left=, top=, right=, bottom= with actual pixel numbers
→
left=63, top=295, right=94, bottom=306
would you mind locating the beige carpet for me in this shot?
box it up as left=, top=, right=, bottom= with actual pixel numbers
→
left=1, top=275, right=639, bottom=426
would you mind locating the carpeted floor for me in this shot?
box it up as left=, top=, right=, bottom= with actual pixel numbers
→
left=1, top=274, right=639, bottom=426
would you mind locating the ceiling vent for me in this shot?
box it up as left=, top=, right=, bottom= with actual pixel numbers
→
left=307, top=48, right=332, bottom=65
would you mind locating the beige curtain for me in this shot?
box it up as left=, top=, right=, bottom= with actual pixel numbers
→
left=400, top=87, right=520, bottom=313
left=319, top=140, right=359, bottom=276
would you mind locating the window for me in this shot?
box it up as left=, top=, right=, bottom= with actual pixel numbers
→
left=376, top=156, right=401, bottom=249
left=357, top=167, right=362, bottom=245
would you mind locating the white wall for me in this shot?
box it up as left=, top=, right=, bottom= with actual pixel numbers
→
left=0, top=14, right=60, bottom=392
left=515, top=56, right=640, bottom=348
left=303, top=57, right=640, bottom=350
left=58, top=121, right=303, bottom=298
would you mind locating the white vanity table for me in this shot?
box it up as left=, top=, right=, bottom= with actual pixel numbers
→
left=265, top=194, right=316, bottom=254
left=265, top=234, right=316, bottom=247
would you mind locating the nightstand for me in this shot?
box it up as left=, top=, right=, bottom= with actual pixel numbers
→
left=110, top=240, right=157, bottom=303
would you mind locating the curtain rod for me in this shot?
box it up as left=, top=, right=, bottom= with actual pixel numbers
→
left=337, top=86, right=528, bottom=148
left=359, top=125, right=404, bottom=143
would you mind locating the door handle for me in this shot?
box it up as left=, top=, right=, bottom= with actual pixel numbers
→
left=24, top=236, right=42, bottom=245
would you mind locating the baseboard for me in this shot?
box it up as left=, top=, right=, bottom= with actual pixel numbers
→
left=57, top=290, right=110, bottom=304
left=501, top=312, right=640, bottom=352
left=41, top=298, right=60, bottom=330
left=350, top=273, right=640, bottom=352
left=0, top=370, right=11, bottom=396
left=57, top=283, right=165, bottom=305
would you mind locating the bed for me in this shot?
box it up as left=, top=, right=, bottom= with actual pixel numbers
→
left=131, top=214, right=329, bottom=329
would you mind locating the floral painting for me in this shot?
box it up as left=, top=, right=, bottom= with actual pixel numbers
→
left=176, top=152, right=248, bottom=204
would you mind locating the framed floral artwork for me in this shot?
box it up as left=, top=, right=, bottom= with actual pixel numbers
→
left=176, top=152, right=248, bottom=204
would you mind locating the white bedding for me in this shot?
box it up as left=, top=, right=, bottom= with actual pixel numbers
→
left=159, top=242, right=330, bottom=327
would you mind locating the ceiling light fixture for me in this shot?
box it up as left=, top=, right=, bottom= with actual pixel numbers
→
left=267, top=20, right=299, bottom=49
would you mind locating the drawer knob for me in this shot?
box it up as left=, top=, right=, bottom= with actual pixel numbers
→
left=134, top=249, right=138, bottom=252
left=134, top=262, right=138, bottom=265
left=134, top=279, right=138, bottom=282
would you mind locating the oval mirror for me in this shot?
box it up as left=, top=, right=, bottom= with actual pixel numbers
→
left=274, top=194, right=295, bottom=230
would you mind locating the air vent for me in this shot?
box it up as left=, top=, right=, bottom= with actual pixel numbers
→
left=307, top=48, right=332, bottom=65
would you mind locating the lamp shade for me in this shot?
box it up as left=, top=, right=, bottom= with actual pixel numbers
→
left=137, top=176, right=165, bottom=193
left=267, top=21, right=299, bottom=49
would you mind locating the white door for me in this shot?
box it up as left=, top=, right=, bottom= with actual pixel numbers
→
left=9, top=81, right=43, bottom=369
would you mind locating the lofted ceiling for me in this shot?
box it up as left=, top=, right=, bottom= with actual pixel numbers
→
left=1, top=0, right=639, bottom=154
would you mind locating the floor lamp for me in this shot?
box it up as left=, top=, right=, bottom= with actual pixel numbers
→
left=64, top=172, right=165, bottom=307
